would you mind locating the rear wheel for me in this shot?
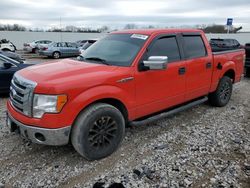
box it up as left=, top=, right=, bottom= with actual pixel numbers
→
left=245, top=67, right=250, bottom=78
left=71, top=103, right=125, bottom=160
left=53, top=51, right=60, bottom=59
left=208, top=76, right=233, bottom=107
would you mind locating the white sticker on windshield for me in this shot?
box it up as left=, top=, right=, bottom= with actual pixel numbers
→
left=131, top=34, right=148, bottom=40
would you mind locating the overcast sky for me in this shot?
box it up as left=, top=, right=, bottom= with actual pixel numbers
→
left=0, top=0, right=250, bottom=31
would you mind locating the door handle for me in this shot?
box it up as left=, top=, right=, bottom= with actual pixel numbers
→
left=179, top=67, right=186, bottom=75
left=206, top=62, right=212, bottom=69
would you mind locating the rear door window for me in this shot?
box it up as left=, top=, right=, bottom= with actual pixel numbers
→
left=67, top=43, right=77, bottom=48
left=183, top=35, right=207, bottom=59
left=61, top=42, right=67, bottom=47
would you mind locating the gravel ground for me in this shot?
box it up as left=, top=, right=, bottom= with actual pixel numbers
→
left=0, top=78, right=249, bottom=188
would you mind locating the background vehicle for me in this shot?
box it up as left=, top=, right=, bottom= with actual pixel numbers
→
left=76, top=40, right=88, bottom=47
left=39, top=42, right=80, bottom=59
left=0, top=50, right=25, bottom=63
left=7, top=29, right=245, bottom=160
left=0, top=39, right=16, bottom=52
left=23, top=40, right=52, bottom=53
left=210, top=38, right=243, bottom=52
left=245, top=43, right=250, bottom=77
left=0, top=54, right=33, bottom=93
left=79, top=39, right=97, bottom=54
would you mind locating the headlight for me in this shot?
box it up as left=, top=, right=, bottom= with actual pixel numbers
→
left=33, top=94, right=67, bottom=118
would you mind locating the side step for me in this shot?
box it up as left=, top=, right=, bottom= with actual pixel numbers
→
left=130, top=97, right=208, bottom=126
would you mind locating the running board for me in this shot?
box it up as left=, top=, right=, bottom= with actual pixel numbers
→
left=130, top=97, right=208, bottom=126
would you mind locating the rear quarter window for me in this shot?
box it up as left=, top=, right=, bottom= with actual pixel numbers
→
left=183, top=35, right=207, bottom=59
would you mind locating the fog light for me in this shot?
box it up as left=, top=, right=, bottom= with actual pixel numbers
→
left=34, top=133, right=46, bottom=142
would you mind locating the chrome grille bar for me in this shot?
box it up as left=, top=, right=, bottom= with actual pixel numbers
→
left=9, top=73, right=37, bottom=117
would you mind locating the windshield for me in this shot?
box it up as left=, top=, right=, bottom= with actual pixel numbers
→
left=79, top=33, right=148, bottom=66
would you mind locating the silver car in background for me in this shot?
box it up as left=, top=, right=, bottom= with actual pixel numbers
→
left=23, top=40, right=52, bottom=53
left=39, top=42, right=80, bottom=59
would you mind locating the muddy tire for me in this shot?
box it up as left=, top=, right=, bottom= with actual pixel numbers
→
left=71, top=103, right=125, bottom=160
left=208, top=76, right=233, bottom=107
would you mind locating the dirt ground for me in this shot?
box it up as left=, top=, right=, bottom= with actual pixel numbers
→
left=0, top=76, right=249, bottom=188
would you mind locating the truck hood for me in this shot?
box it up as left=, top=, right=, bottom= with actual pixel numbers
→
left=18, top=59, right=117, bottom=83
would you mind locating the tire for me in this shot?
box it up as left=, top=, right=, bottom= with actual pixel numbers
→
left=245, top=67, right=250, bottom=78
left=52, top=51, right=60, bottom=59
left=71, top=103, right=125, bottom=160
left=34, top=48, right=39, bottom=54
left=208, top=76, right=233, bottom=107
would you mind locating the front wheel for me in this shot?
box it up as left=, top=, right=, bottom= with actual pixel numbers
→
left=71, top=103, right=125, bottom=160
left=208, top=76, right=233, bottom=107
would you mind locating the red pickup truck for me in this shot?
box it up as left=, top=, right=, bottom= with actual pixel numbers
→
left=7, top=29, right=245, bottom=160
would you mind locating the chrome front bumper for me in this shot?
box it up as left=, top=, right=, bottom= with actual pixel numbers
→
left=7, top=113, right=71, bottom=146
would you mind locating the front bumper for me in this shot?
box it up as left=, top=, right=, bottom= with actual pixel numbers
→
left=7, top=112, right=71, bottom=146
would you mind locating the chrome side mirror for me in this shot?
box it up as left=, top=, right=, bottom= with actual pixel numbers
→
left=143, top=56, right=168, bottom=70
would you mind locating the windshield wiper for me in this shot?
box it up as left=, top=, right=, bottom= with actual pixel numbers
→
left=85, top=57, right=110, bottom=65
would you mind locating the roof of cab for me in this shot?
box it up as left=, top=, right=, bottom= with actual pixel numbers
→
left=111, top=29, right=203, bottom=35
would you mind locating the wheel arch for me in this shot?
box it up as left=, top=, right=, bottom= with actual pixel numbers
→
left=91, top=98, right=129, bottom=123
left=1, top=48, right=11, bottom=51
left=223, top=69, right=235, bottom=83
left=68, top=86, right=132, bottom=128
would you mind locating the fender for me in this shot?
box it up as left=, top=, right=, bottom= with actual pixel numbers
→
left=66, top=85, right=134, bottom=125
left=210, top=61, right=236, bottom=92
left=219, top=61, right=236, bottom=80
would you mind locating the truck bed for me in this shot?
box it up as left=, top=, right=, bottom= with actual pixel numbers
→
left=245, top=44, right=250, bottom=67
left=211, top=49, right=245, bottom=91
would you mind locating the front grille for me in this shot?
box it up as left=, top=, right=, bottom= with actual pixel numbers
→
left=9, top=74, right=37, bottom=117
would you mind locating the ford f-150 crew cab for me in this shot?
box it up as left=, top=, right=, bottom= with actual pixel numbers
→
left=6, top=29, right=245, bottom=160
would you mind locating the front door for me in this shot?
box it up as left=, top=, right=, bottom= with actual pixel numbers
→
left=135, top=35, right=187, bottom=118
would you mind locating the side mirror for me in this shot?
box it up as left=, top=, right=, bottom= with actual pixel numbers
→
left=142, top=56, right=168, bottom=70
left=3, top=62, right=12, bottom=69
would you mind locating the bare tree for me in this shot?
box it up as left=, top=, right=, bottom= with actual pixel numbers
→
left=124, top=24, right=138, bottom=30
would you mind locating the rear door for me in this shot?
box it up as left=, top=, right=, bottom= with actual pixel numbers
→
left=58, top=42, right=68, bottom=57
left=135, top=34, right=187, bottom=118
left=67, top=42, right=79, bottom=56
left=181, top=34, right=213, bottom=101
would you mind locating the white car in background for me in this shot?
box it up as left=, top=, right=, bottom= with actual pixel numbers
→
left=0, top=39, right=16, bottom=52
left=23, top=40, right=52, bottom=53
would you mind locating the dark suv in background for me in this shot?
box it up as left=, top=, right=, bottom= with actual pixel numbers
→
left=245, top=43, right=250, bottom=77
